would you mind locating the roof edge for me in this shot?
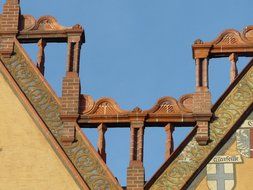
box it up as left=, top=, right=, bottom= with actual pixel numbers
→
left=145, top=58, right=253, bottom=189
left=0, top=59, right=90, bottom=190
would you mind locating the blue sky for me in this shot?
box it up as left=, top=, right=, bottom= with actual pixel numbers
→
left=17, top=0, right=253, bottom=186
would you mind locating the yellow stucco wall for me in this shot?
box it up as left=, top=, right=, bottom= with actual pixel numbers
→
left=0, top=73, right=80, bottom=190
left=195, top=139, right=253, bottom=190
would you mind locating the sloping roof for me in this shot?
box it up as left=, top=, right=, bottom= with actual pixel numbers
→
left=0, top=39, right=122, bottom=190
left=0, top=55, right=89, bottom=189
left=2, top=38, right=252, bottom=190
left=145, top=59, right=253, bottom=189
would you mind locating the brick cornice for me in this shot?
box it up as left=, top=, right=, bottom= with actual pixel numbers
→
left=60, top=114, right=79, bottom=122
left=0, top=31, right=19, bottom=35
left=192, top=113, right=212, bottom=121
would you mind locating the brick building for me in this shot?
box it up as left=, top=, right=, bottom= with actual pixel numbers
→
left=0, top=1, right=252, bottom=189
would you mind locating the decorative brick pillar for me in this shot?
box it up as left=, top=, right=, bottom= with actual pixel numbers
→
left=229, top=53, right=238, bottom=83
left=61, top=72, right=80, bottom=145
left=194, top=57, right=212, bottom=145
left=127, top=107, right=146, bottom=190
left=97, top=123, right=107, bottom=162
left=60, top=36, right=82, bottom=145
left=193, top=91, right=212, bottom=145
left=202, top=58, right=209, bottom=88
left=195, top=58, right=201, bottom=87
left=37, top=39, right=47, bottom=75
left=0, top=0, right=20, bottom=57
left=164, top=123, right=174, bottom=160
left=67, top=35, right=81, bottom=73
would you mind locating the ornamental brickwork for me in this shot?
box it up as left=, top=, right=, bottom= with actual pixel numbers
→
left=0, top=1, right=253, bottom=190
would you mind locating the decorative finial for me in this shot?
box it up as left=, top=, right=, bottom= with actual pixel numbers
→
left=73, top=24, right=83, bottom=30
left=132, top=107, right=142, bottom=113
left=194, top=39, right=203, bottom=44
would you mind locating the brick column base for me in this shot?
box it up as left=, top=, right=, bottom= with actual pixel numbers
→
left=60, top=72, right=80, bottom=145
left=193, top=90, right=212, bottom=145
left=127, top=162, right=145, bottom=190
left=61, top=120, right=77, bottom=145
left=195, top=121, right=209, bottom=145
left=61, top=72, right=80, bottom=115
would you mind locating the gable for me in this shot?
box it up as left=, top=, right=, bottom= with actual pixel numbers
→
left=0, top=72, right=81, bottom=189
left=145, top=59, right=253, bottom=190
left=190, top=111, right=253, bottom=190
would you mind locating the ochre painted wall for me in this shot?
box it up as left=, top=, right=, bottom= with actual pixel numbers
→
left=195, top=138, right=253, bottom=190
left=0, top=73, right=80, bottom=190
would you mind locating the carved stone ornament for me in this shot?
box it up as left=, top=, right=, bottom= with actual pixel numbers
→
left=132, top=106, right=143, bottom=113
left=242, top=25, right=253, bottom=42
left=219, top=33, right=239, bottom=45
left=196, top=27, right=253, bottom=48
left=147, top=96, right=182, bottom=114
left=179, top=94, right=194, bottom=113
left=192, top=25, right=253, bottom=59
left=213, top=30, right=245, bottom=46
left=79, top=94, right=95, bottom=113
left=85, top=98, right=126, bottom=115
left=20, top=15, right=73, bottom=32
left=80, top=95, right=193, bottom=117
left=19, top=15, right=36, bottom=31
left=34, top=16, right=67, bottom=30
